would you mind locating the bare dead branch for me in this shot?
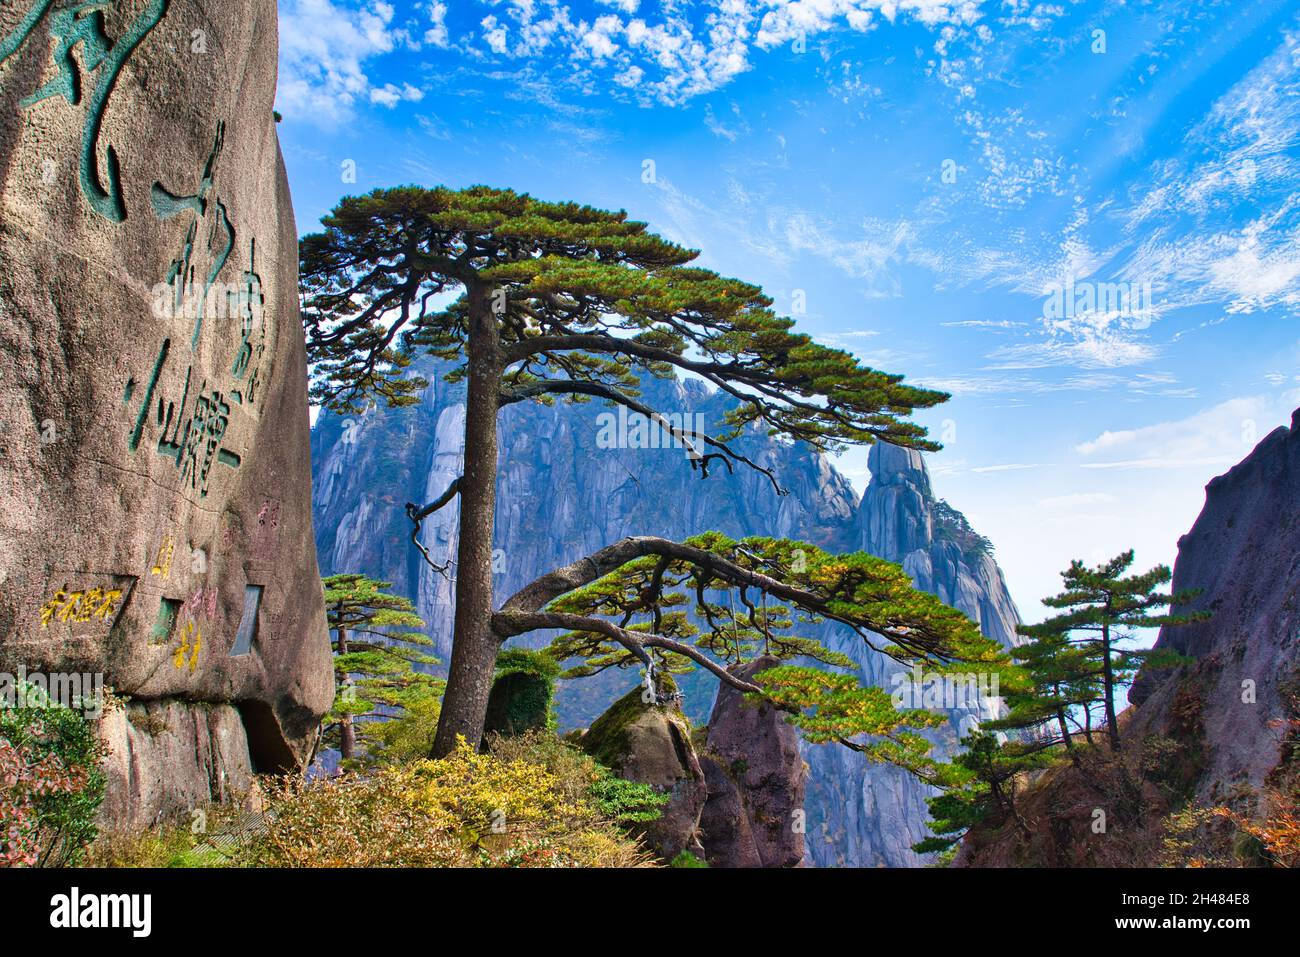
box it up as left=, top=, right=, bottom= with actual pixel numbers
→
left=405, top=477, right=463, bottom=578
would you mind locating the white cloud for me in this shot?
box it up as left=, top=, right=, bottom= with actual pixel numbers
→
left=425, top=1, right=452, bottom=47
left=776, top=209, right=924, bottom=296
left=1074, top=394, right=1298, bottom=471
left=277, top=0, right=404, bottom=126
left=703, top=101, right=749, bottom=140
left=985, top=332, right=1159, bottom=370
left=1117, top=27, right=1300, bottom=317
left=370, top=82, right=425, bottom=107
left=581, top=14, right=624, bottom=60
left=940, top=319, right=1025, bottom=329
left=481, top=15, right=510, bottom=53
left=458, top=0, right=990, bottom=105
left=971, top=462, right=1039, bottom=473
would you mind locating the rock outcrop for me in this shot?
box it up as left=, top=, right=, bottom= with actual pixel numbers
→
left=311, top=359, right=1021, bottom=865
left=482, top=670, right=551, bottom=742
left=1129, top=407, right=1300, bottom=800
left=579, top=685, right=707, bottom=860
left=97, top=700, right=258, bottom=827
left=697, top=656, right=807, bottom=867
left=0, top=0, right=333, bottom=826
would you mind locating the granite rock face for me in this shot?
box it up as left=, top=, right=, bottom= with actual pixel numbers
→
left=98, top=700, right=258, bottom=827
left=579, top=686, right=708, bottom=860
left=698, top=656, right=807, bottom=868
left=1129, top=408, right=1300, bottom=799
left=801, top=442, right=1021, bottom=867
left=0, top=0, right=333, bottom=825
left=311, top=360, right=1020, bottom=865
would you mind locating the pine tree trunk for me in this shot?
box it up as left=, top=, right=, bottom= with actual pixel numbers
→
left=1055, top=707, right=1074, bottom=751
left=337, top=625, right=356, bottom=761
left=1101, top=617, right=1122, bottom=752
left=1055, top=701, right=1081, bottom=768
left=432, top=287, right=502, bottom=758
left=1049, top=680, right=1076, bottom=753
left=340, top=715, right=356, bottom=761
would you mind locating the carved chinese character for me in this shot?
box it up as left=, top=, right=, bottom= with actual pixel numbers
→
left=0, top=0, right=171, bottom=222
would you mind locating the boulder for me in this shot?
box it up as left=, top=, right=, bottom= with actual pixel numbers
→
left=580, top=683, right=706, bottom=860
left=97, top=699, right=257, bottom=829
left=482, top=670, right=552, bottom=741
left=0, top=0, right=333, bottom=823
left=699, top=656, right=807, bottom=867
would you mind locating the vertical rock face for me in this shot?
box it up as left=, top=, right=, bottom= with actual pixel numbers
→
left=311, top=360, right=1020, bottom=865
left=0, top=1, right=333, bottom=825
left=801, top=442, right=1021, bottom=867
left=698, top=656, right=807, bottom=868
left=1129, top=409, right=1300, bottom=798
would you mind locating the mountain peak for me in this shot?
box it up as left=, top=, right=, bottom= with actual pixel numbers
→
left=867, top=441, right=933, bottom=499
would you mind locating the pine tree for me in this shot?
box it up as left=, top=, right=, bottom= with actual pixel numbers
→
left=1019, top=551, right=1203, bottom=753
left=321, top=574, right=442, bottom=765
left=988, top=621, right=1101, bottom=763
left=915, top=551, right=1205, bottom=854
left=301, top=185, right=950, bottom=756
left=506, top=533, right=1025, bottom=782
left=912, top=730, right=1058, bottom=855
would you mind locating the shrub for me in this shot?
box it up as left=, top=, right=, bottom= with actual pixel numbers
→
left=239, top=769, right=470, bottom=868
left=84, top=823, right=229, bottom=869
left=240, top=735, right=654, bottom=867
left=587, top=773, right=669, bottom=825
left=1214, top=793, right=1300, bottom=868
left=670, top=851, right=709, bottom=868
left=483, top=648, right=561, bottom=739
left=362, top=682, right=443, bottom=767
left=0, top=682, right=105, bottom=867
left=487, top=729, right=666, bottom=825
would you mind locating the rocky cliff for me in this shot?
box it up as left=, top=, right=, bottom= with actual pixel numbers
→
left=574, top=655, right=808, bottom=866
left=698, top=656, right=807, bottom=867
left=311, top=359, right=1021, bottom=865
left=1129, top=407, right=1300, bottom=800
left=0, top=0, right=333, bottom=826
left=954, top=410, right=1300, bottom=868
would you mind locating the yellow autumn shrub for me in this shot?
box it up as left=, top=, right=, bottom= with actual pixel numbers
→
left=240, top=735, right=654, bottom=868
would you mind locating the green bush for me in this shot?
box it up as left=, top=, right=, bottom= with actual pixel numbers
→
left=0, top=682, right=106, bottom=866
left=363, top=682, right=443, bottom=767
left=587, top=772, right=669, bottom=825
left=483, top=647, right=562, bottom=740
left=670, top=851, right=709, bottom=868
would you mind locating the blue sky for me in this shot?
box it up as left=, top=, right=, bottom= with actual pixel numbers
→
left=276, top=0, right=1300, bottom=622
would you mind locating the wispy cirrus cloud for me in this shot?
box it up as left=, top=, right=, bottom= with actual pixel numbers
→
left=1116, top=23, right=1300, bottom=317
left=1073, top=393, right=1300, bottom=471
